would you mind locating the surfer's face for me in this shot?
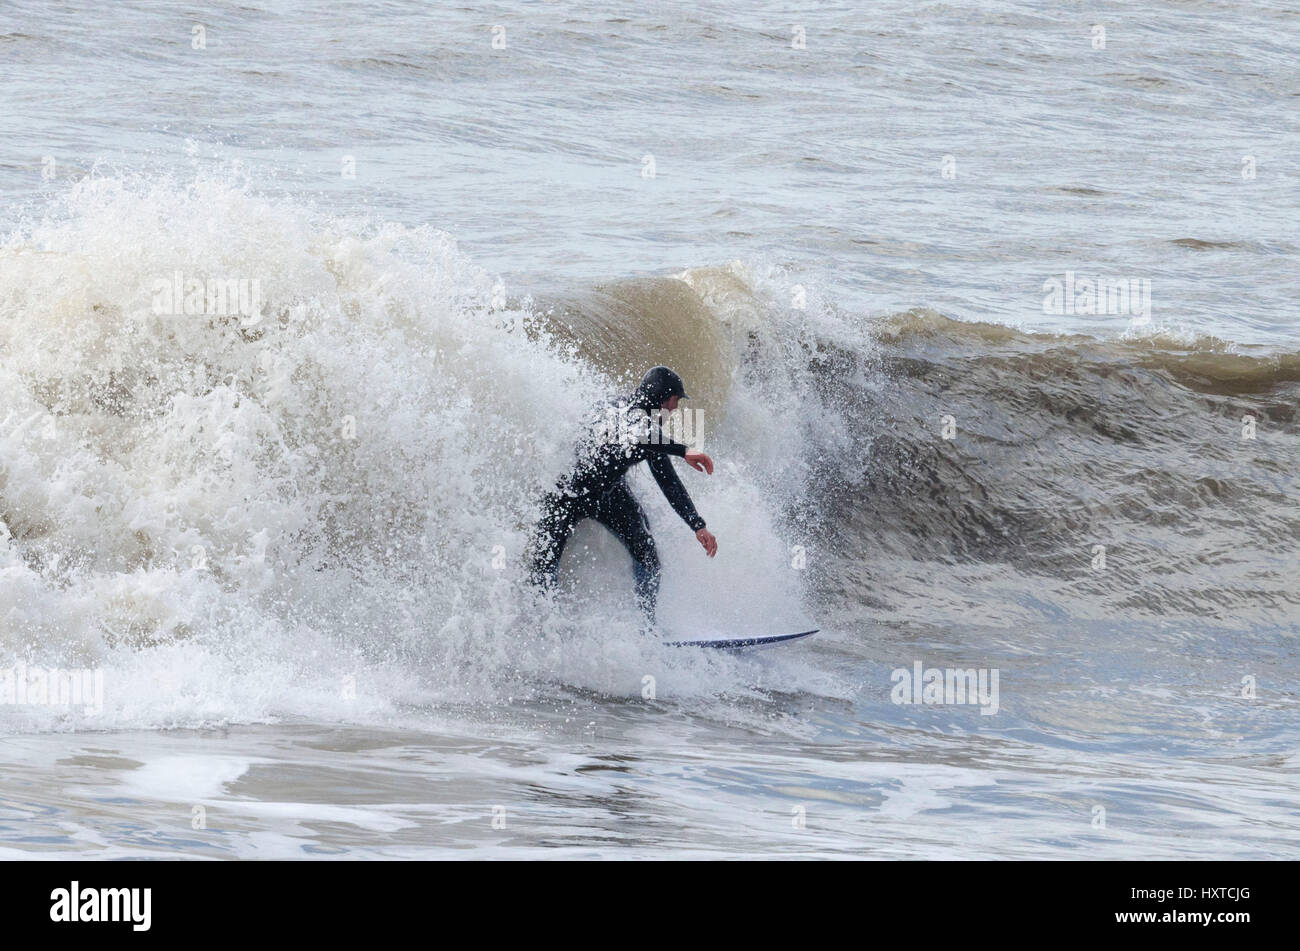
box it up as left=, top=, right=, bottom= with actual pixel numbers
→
left=661, top=395, right=681, bottom=412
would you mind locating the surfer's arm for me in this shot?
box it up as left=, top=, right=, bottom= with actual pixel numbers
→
left=647, top=453, right=706, bottom=532
left=636, top=434, right=690, bottom=457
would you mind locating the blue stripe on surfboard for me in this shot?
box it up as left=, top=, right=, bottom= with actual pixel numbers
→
left=664, top=629, right=818, bottom=649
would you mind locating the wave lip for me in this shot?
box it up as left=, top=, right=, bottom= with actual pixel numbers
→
left=809, top=309, right=1300, bottom=630
left=871, top=309, right=1300, bottom=396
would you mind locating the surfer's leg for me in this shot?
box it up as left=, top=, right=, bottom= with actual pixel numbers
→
left=595, top=482, right=660, bottom=625
left=526, top=493, right=582, bottom=589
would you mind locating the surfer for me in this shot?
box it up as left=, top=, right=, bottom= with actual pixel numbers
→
left=526, top=366, right=717, bottom=628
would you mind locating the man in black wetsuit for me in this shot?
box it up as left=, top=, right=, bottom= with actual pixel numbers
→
left=526, top=366, right=718, bottom=628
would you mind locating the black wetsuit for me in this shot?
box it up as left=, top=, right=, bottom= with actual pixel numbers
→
left=526, top=390, right=705, bottom=624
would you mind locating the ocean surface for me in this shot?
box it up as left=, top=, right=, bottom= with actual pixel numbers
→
left=1, top=0, right=1297, bottom=858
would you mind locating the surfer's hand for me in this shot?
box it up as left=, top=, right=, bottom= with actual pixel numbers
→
left=685, top=450, right=713, bottom=475
left=696, top=528, right=717, bottom=557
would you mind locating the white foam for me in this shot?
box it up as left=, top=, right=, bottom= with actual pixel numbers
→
left=0, top=174, right=840, bottom=732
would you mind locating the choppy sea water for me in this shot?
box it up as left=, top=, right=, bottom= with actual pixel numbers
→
left=0, top=0, right=1297, bottom=858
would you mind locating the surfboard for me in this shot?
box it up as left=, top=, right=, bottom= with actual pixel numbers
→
left=664, top=629, right=818, bottom=650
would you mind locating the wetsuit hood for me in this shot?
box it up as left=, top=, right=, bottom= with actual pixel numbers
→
left=629, top=366, right=689, bottom=410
